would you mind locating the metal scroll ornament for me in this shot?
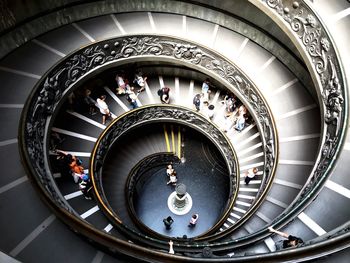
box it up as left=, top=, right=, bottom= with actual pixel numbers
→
left=93, top=106, right=237, bottom=180
left=92, top=106, right=238, bottom=225
left=263, top=1, right=346, bottom=207
left=22, top=35, right=277, bottom=223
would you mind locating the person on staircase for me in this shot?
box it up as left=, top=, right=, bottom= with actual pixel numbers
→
left=168, top=240, right=175, bottom=254
left=133, top=70, right=147, bottom=92
left=83, top=89, right=97, bottom=115
left=126, top=86, right=140, bottom=109
left=96, top=95, right=115, bottom=125
left=188, top=214, right=199, bottom=227
left=193, top=93, right=203, bottom=111
left=268, top=226, right=304, bottom=250
left=79, top=174, right=93, bottom=200
left=115, top=73, right=129, bottom=95
left=55, top=149, right=86, bottom=183
left=158, top=86, right=170, bottom=104
left=163, top=216, right=174, bottom=230
left=244, top=167, right=258, bottom=185
left=201, top=78, right=212, bottom=103
left=202, top=102, right=215, bottom=120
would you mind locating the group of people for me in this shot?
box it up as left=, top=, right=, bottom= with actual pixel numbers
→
left=163, top=164, right=199, bottom=233
left=193, top=79, right=251, bottom=133
left=80, top=70, right=148, bottom=125
left=81, top=89, right=117, bottom=125
left=193, top=78, right=215, bottom=120
left=81, top=74, right=251, bottom=133
left=222, top=94, right=250, bottom=132
left=117, top=70, right=173, bottom=106
left=166, top=226, right=304, bottom=255
left=115, top=71, right=147, bottom=109
left=62, top=71, right=253, bottom=132
left=54, top=149, right=93, bottom=200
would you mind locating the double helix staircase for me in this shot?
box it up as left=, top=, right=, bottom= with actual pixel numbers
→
left=0, top=1, right=349, bottom=262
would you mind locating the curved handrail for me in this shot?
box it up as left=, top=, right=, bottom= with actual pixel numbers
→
left=125, top=152, right=180, bottom=239
left=15, top=2, right=349, bottom=261
left=19, top=33, right=278, bottom=237
left=245, top=0, right=349, bottom=239
left=90, top=105, right=239, bottom=241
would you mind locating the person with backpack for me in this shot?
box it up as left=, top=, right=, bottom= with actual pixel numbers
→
left=158, top=86, right=170, bottom=104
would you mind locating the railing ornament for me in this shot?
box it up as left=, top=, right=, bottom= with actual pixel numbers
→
left=260, top=0, right=347, bottom=211
left=20, top=34, right=278, bottom=250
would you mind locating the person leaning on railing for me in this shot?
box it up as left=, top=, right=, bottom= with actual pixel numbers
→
left=268, top=226, right=304, bottom=250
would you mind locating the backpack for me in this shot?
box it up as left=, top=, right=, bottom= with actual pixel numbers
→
left=157, top=88, right=162, bottom=96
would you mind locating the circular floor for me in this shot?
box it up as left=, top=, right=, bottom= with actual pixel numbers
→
left=134, top=130, right=231, bottom=238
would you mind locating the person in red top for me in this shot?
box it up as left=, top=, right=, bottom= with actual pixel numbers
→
left=56, top=149, right=85, bottom=183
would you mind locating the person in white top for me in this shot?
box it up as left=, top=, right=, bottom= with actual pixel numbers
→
left=96, top=95, right=114, bottom=125
left=134, top=71, right=147, bottom=92
left=166, top=164, right=174, bottom=177
left=188, top=213, right=199, bottom=227
left=244, top=167, right=258, bottom=185
left=167, top=171, right=177, bottom=186
left=201, top=78, right=211, bottom=103
left=126, top=87, right=140, bottom=109
left=202, top=103, right=215, bottom=120
left=116, top=74, right=129, bottom=95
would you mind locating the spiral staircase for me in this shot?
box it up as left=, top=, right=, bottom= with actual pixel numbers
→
left=0, top=1, right=349, bottom=262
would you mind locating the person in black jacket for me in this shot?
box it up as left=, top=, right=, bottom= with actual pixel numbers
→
left=268, top=226, right=304, bottom=249
left=193, top=93, right=203, bottom=111
left=163, top=216, right=174, bottom=230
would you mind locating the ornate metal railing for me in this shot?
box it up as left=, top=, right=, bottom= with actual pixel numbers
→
left=19, top=33, right=278, bottom=237
left=90, top=105, right=239, bottom=240
left=126, top=153, right=180, bottom=239
left=175, top=0, right=349, bottom=256
left=234, top=0, right=349, bottom=242
left=16, top=1, right=348, bottom=261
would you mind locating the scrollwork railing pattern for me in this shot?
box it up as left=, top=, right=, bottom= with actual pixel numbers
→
left=21, top=34, right=278, bottom=234
left=260, top=0, right=347, bottom=223
left=18, top=2, right=349, bottom=261
left=126, top=153, right=179, bottom=238
left=91, top=105, right=239, bottom=242
left=92, top=105, right=238, bottom=199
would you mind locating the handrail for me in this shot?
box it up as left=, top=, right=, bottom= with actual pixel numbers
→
left=19, top=33, right=278, bottom=237
left=90, top=105, right=239, bottom=243
left=15, top=2, right=349, bottom=261
left=125, top=152, right=180, bottom=239
left=242, top=0, right=349, bottom=240
left=16, top=22, right=348, bottom=260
